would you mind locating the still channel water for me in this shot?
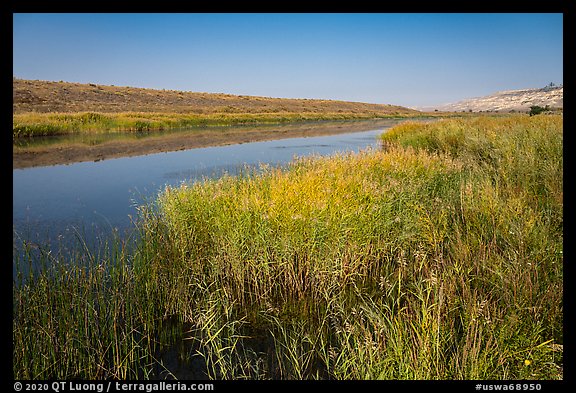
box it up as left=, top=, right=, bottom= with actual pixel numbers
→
left=13, top=120, right=402, bottom=265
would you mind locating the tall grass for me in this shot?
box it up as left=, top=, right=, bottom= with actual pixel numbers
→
left=13, top=232, right=163, bottom=379
left=13, top=115, right=562, bottom=379
left=148, top=114, right=563, bottom=379
left=13, top=111, right=414, bottom=138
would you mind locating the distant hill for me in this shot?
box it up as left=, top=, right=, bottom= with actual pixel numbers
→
left=419, top=85, right=563, bottom=113
left=13, top=78, right=420, bottom=116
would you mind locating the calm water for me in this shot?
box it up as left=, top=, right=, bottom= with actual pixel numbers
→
left=13, top=122, right=398, bottom=263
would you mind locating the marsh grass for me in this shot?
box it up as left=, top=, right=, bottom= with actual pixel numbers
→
left=13, top=111, right=413, bottom=138
left=13, top=232, right=159, bottom=379
left=13, top=115, right=562, bottom=379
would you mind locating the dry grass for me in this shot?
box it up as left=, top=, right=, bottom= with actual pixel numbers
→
left=13, top=78, right=419, bottom=115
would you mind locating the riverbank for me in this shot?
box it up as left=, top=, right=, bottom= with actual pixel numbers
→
left=13, top=119, right=405, bottom=169
left=12, top=78, right=498, bottom=169
left=13, top=78, right=422, bottom=139
left=12, top=114, right=502, bottom=169
left=12, top=119, right=416, bottom=169
left=14, top=115, right=563, bottom=379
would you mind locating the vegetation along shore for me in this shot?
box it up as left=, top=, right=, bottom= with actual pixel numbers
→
left=12, top=119, right=402, bottom=169
left=13, top=114, right=563, bottom=379
left=12, top=78, right=511, bottom=169
left=13, top=78, right=422, bottom=138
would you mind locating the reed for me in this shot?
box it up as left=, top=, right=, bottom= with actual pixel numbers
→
left=13, top=234, right=156, bottom=379
left=13, top=114, right=562, bottom=379
left=153, top=114, right=563, bottom=379
left=13, top=111, right=416, bottom=138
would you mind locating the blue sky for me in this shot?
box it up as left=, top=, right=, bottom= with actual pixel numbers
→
left=13, top=13, right=563, bottom=108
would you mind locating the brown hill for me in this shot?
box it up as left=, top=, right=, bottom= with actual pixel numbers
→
left=13, top=78, right=419, bottom=116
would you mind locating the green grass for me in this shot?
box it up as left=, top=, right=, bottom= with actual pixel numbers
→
left=13, top=111, right=418, bottom=138
left=13, top=115, right=563, bottom=379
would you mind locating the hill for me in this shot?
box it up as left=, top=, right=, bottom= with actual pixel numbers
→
left=13, top=78, right=419, bottom=116
left=419, top=85, right=563, bottom=113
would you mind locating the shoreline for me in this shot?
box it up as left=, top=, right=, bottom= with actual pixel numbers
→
left=13, top=119, right=404, bottom=169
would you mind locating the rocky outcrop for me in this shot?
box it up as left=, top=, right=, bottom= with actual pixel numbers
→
left=422, top=85, right=563, bottom=113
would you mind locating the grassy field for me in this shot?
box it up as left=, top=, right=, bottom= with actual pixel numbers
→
left=13, top=115, right=563, bottom=379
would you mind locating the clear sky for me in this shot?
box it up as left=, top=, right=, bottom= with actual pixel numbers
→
left=13, top=13, right=563, bottom=108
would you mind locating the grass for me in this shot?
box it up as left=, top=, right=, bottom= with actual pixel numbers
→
left=13, top=114, right=563, bottom=379
left=13, top=111, right=419, bottom=138
left=13, top=78, right=420, bottom=116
